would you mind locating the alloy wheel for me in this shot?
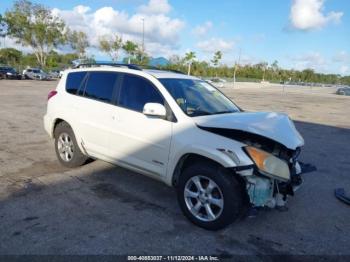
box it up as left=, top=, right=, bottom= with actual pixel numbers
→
left=57, top=132, right=74, bottom=162
left=184, top=175, right=224, bottom=222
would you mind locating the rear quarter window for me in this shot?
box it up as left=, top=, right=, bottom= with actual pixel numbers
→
left=66, top=72, right=87, bottom=95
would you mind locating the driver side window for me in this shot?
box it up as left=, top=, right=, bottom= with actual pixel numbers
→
left=118, top=74, right=164, bottom=112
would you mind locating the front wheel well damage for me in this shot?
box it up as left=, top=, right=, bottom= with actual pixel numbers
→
left=172, top=153, right=250, bottom=216
left=172, top=154, right=248, bottom=192
left=172, top=154, right=220, bottom=187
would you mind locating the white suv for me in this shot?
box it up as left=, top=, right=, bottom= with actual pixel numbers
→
left=44, top=64, right=305, bottom=230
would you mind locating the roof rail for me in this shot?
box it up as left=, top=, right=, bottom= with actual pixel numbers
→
left=137, top=65, right=186, bottom=75
left=137, top=65, right=160, bottom=70
left=167, top=69, right=186, bottom=75
left=74, top=63, right=142, bottom=71
left=73, top=62, right=187, bottom=75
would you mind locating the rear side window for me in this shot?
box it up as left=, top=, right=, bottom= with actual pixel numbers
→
left=66, top=72, right=87, bottom=95
left=84, top=71, right=119, bottom=103
left=118, top=74, right=164, bottom=112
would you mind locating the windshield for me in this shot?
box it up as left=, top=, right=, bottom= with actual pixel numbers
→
left=159, top=78, right=240, bottom=117
left=32, top=69, right=40, bottom=73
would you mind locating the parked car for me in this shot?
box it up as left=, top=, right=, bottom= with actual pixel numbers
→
left=0, top=66, right=22, bottom=80
left=207, top=78, right=226, bottom=88
left=49, top=69, right=61, bottom=79
left=0, top=71, right=5, bottom=79
left=23, top=68, right=50, bottom=80
left=44, top=64, right=306, bottom=230
left=336, top=87, right=350, bottom=96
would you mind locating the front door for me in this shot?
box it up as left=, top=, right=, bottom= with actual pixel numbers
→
left=109, top=73, right=173, bottom=176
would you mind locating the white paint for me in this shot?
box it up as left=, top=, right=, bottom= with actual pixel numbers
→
left=44, top=67, right=304, bottom=187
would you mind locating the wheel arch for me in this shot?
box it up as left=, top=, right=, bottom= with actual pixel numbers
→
left=52, top=118, right=65, bottom=136
left=52, top=118, right=88, bottom=157
left=172, top=153, right=250, bottom=225
left=171, top=153, right=229, bottom=187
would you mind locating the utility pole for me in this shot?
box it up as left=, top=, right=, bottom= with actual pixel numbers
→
left=141, top=18, right=145, bottom=52
left=233, top=48, right=241, bottom=88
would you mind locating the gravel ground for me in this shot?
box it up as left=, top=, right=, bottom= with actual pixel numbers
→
left=0, top=79, right=349, bottom=256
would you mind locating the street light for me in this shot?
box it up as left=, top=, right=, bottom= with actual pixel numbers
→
left=141, top=18, right=145, bottom=51
left=233, top=48, right=241, bottom=88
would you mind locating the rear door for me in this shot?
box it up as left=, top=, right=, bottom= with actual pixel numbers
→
left=109, top=73, right=173, bottom=177
left=73, top=71, right=121, bottom=157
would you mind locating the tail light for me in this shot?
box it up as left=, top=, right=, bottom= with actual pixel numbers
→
left=48, top=90, right=57, bottom=100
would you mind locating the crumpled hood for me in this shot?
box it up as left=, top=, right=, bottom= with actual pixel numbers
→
left=194, top=112, right=304, bottom=150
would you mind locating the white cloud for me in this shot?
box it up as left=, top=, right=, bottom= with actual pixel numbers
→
left=52, top=1, right=184, bottom=57
left=196, top=38, right=234, bottom=53
left=74, top=5, right=91, bottom=14
left=1, top=37, right=33, bottom=53
left=289, top=0, right=343, bottom=30
left=239, top=54, right=260, bottom=65
left=333, top=51, right=350, bottom=63
left=340, top=65, right=349, bottom=75
left=138, top=0, right=171, bottom=15
left=290, top=52, right=328, bottom=72
left=192, top=21, right=213, bottom=37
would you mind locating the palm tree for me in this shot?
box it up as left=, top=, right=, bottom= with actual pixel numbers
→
left=123, top=40, right=138, bottom=64
left=211, top=51, right=222, bottom=77
left=185, top=51, right=196, bottom=75
left=135, top=46, right=149, bottom=65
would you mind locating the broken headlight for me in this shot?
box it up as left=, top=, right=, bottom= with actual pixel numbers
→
left=245, top=146, right=290, bottom=181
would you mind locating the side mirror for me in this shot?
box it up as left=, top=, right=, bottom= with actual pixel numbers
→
left=143, top=103, right=166, bottom=118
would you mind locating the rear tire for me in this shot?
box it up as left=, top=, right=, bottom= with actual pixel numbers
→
left=54, top=122, right=88, bottom=168
left=177, top=162, right=246, bottom=230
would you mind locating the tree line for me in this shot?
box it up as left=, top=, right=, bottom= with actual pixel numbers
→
left=161, top=54, right=349, bottom=85
left=0, top=0, right=349, bottom=86
left=0, top=0, right=148, bottom=68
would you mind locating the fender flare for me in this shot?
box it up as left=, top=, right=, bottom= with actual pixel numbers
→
left=165, top=145, right=240, bottom=186
left=52, top=117, right=86, bottom=155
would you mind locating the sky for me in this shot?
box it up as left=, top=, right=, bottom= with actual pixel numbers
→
left=0, top=0, right=349, bottom=75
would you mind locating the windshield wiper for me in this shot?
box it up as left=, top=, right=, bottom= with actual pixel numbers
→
left=190, top=110, right=212, bottom=117
left=214, top=110, right=235, bottom=115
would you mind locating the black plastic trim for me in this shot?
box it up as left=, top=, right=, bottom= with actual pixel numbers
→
left=228, top=164, right=255, bottom=172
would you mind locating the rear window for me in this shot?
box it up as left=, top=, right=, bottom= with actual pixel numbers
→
left=66, top=72, right=87, bottom=95
left=84, top=71, right=119, bottom=103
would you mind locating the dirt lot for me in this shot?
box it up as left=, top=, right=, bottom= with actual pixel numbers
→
left=0, top=79, right=349, bottom=255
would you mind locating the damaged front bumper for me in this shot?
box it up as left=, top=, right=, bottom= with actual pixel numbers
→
left=236, top=161, right=316, bottom=209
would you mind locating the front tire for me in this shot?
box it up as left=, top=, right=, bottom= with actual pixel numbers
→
left=177, top=163, right=246, bottom=230
left=54, top=122, right=88, bottom=168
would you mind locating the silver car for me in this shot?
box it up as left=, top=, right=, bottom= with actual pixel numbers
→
left=23, top=68, right=50, bottom=80
left=336, top=87, right=350, bottom=96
